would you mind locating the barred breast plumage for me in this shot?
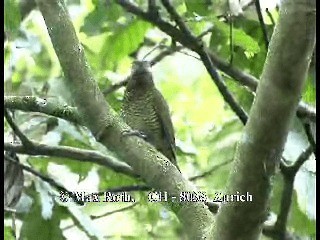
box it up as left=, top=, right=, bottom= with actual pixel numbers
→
left=121, top=61, right=180, bottom=172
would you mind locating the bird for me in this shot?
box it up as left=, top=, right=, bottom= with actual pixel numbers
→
left=121, top=60, right=180, bottom=172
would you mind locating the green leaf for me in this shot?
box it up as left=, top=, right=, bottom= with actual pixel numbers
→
left=289, top=191, right=316, bottom=236
left=20, top=198, right=66, bottom=240
left=302, top=75, right=316, bottom=105
left=4, top=0, right=21, bottom=37
left=98, top=167, right=139, bottom=190
left=209, top=21, right=228, bottom=55
left=233, top=18, right=273, bottom=77
left=4, top=226, right=15, bottom=240
left=270, top=174, right=316, bottom=237
left=81, top=1, right=122, bottom=36
left=225, top=75, right=255, bottom=112
left=184, top=0, right=210, bottom=16
left=202, top=119, right=243, bottom=189
left=67, top=207, right=103, bottom=239
left=211, top=19, right=260, bottom=54
left=100, top=20, right=151, bottom=69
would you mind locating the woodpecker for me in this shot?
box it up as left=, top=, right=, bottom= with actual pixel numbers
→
left=121, top=61, right=180, bottom=172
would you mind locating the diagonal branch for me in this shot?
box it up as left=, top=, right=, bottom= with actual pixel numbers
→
left=160, top=0, right=193, bottom=38
left=265, top=146, right=314, bottom=239
left=189, top=159, right=233, bottom=181
left=91, top=202, right=139, bottom=220
left=302, top=122, right=316, bottom=157
left=254, top=0, right=269, bottom=50
left=4, top=109, right=33, bottom=147
left=4, top=141, right=137, bottom=178
left=35, top=0, right=214, bottom=237
left=159, top=0, right=248, bottom=124
left=115, top=0, right=316, bottom=123
left=117, top=0, right=248, bottom=125
left=99, top=159, right=233, bottom=195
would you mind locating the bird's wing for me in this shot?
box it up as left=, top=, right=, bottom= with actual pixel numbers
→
left=152, top=89, right=176, bottom=158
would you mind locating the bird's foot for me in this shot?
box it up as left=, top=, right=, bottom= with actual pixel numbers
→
left=121, top=130, right=147, bottom=140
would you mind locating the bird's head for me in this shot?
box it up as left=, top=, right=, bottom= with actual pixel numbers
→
left=131, top=60, right=151, bottom=75
left=129, top=60, right=154, bottom=87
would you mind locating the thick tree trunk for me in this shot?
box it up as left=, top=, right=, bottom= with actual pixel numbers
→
left=212, top=0, right=316, bottom=239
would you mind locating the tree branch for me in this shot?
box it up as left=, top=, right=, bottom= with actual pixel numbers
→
left=99, top=159, right=233, bottom=195
left=280, top=146, right=313, bottom=176
left=302, top=122, right=316, bottom=157
left=129, top=0, right=247, bottom=124
left=267, top=146, right=314, bottom=239
left=35, top=0, right=214, bottom=237
left=189, top=159, right=233, bottom=181
left=115, top=0, right=316, bottom=123
left=91, top=202, right=139, bottom=220
left=160, top=0, right=193, bottom=38
left=254, top=0, right=269, bottom=50
left=4, top=141, right=136, bottom=178
left=4, top=109, right=33, bottom=147
left=4, top=96, right=81, bottom=124
left=212, top=0, right=316, bottom=238
left=265, top=8, right=276, bottom=26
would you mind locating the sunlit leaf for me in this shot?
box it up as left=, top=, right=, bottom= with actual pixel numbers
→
left=210, top=18, right=260, bottom=55
left=20, top=190, right=66, bottom=240
left=4, top=0, right=21, bottom=38
left=100, top=20, right=151, bottom=69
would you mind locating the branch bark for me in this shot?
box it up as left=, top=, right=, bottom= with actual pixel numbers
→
left=212, top=0, right=316, bottom=239
left=4, top=142, right=136, bottom=177
left=4, top=96, right=81, bottom=124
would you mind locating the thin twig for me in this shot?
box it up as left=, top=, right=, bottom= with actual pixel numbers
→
left=254, top=0, right=269, bottom=50
left=62, top=202, right=139, bottom=231
left=189, top=159, right=232, bottom=181
left=160, top=0, right=194, bottom=38
left=98, top=160, right=233, bottom=194
left=274, top=146, right=313, bottom=238
left=291, top=146, right=314, bottom=172
left=158, top=0, right=249, bottom=124
left=280, top=145, right=313, bottom=175
left=147, top=0, right=159, bottom=18
left=197, top=26, right=213, bottom=39
left=197, top=50, right=248, bottom=124
left=98, top=185, right=151, bottom=195
left=4, top=109, right=33, bottom=147
left=102, top=79, right=128, bottom=95
left=265, top=8, right=275, bottom=26
left=149, top=45, right=184, bottom=65
left=302, top=122, right=316, bottom=157
left=229, top=15, right=234, bottom=65
left=91, top=202, right=139, bottom=220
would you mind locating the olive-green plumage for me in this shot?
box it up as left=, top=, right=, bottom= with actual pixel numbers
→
left=121, top=61, right=180, bottom=172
